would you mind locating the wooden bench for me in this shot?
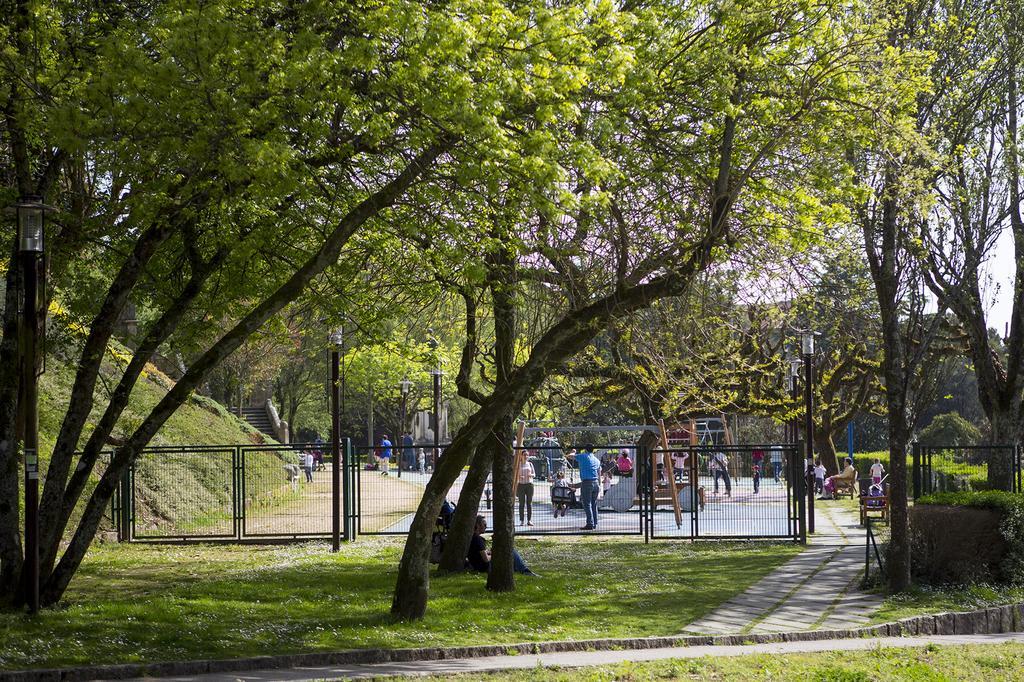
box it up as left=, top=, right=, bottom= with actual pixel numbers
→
left=860, top=491, right=889, bottom=525
left=832, top=477, right=857, bottom=499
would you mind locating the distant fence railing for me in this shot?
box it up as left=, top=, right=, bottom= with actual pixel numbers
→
left=114, top=439, right=806, bottom=545
left=912, top=444, right=1022, bottom=498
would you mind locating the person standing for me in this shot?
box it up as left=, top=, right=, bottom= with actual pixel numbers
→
left=571, top=448, right=601, bottom=530
left=303, top=450, right=314, bottom=483
left=402, top=432, right=415, bottom=472
left=770, top=446, right=783, bottom=482
left=379, top=434, right=392, bottom=476
left=710, top=451, right=731, bottom=496
left=516, top=456, right=536, bottom=526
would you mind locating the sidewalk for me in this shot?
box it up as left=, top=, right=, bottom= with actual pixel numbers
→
left=683, top=502, right=883, bottom=634
left=148, top=634, right=1024, bottom=681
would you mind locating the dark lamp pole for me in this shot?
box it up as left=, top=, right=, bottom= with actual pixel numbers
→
left=788, top=357, right=805, bottom=543
left=13, top=196, right=53, bottom=614
left=427, top=335, right=441, bottom=470
left=329, top=327, right=343, bottom=551
left=399, top=378, right=412, bottom=477
left=802, top=332, right=816, bottom=534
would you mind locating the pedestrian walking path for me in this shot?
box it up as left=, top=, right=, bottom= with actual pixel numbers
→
left=149, top=633, right=1024, bottom=681
left=682, top=502, right=883, bottom=635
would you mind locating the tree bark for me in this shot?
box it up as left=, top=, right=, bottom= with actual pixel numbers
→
left=439, top=445, right=492, bottom=572
left=486, top=416, right=515, bottom=592
left=0, top=240, right=24, bottom=603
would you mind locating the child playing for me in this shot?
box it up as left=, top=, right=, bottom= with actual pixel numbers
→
left=870, top=458, right=885, bottom=486
left=813, top=459, right=826, bottom=495
left=601, top=469, right=614, bottom=497
left=552, top=470, right=571, bottom=517
left=752, top=461, right=761, bottom=494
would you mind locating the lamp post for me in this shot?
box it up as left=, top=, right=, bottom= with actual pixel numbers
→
left=802, top=331, right=816, bottom=534
left=13, top=196, right=51, bottom=614
left=398, top=378, right=412, bottom=478
left=788, top=357, right=805, bottom=543
left=427, top=335, right=442, bottom=471
left=329, top=327, right=343, bottom=551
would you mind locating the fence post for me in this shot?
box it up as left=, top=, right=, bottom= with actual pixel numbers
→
left=119, top=465, right=132, bottom=542
left=638, top=440, right=650, bottom=544
left=864, top=518, right=871, bottom=581
left=233, top=447, right=242, bottom=540
left=343, top=438, right=356, bottom=541
left=912, top=441, right=921, bottom=500
left=795, top=442, right=806, bottom=544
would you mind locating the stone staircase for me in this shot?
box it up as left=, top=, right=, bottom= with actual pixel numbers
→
left=238, top=406, right=275, bottom=440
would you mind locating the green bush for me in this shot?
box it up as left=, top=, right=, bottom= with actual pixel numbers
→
left=917, top=491, right=1024, bottom=583
left=918, top=412, right=982, bottom=447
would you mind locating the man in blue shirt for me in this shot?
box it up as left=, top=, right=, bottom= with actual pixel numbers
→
left=571, top=448, right=602, bottom=530
left=379, top=435, right=392, bottom=476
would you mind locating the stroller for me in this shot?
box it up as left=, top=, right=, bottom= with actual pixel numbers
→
left=430, top=500, right=456, bottom=564
left=550, top=485, right=577, bottom=517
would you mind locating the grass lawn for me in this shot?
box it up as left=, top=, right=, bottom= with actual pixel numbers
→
left=411, top=643, right=1024, bottom=680
left=871, top=584, right=1024, bottom=624
left=0, top=538, right=801, bottom=670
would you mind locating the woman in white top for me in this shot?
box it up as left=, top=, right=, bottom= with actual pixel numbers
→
left=517, top=458, right=536, bottom=526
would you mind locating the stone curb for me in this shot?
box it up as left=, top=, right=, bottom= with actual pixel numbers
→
left=3, top=603, right=1022, bottom=682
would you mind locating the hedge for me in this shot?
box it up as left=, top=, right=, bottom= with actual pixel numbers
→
left=915, top=491, right=1024, bottom=585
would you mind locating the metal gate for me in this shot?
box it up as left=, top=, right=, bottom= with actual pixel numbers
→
left=116, top=441, right=356, bottom=543
left=645, top=444, right=802, bottom=542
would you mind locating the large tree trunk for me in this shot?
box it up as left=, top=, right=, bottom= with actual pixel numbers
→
left=391, top=416, right=496, bottom=620
left=987, top=405, right=1018, bottom=490
left=439, top=445, right=493, bottom=572
left=885, top=406, right=911, bottom=591
left=0, top=241, right=24, bottom=604
left=486, top=416, right=515, bottom=592
left=814, top=419, right=841, bottom=475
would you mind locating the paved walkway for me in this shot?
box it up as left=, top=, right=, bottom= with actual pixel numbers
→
left=683, top=502, right=883, bottom=634
left=149, top=634, right=1024, bottom=681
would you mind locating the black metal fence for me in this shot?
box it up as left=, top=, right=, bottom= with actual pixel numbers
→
left=116, top=439, right=804, bottom=544
left=645, top=444, right=802, bottom=541
left=912, top=444, right=1022, bottom=498
left=113, top=442, right=357, bottom=543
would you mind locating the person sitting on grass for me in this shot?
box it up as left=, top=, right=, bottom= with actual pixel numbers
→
left=467, top=515, right=538, bottom=576
left=821, top=457, right=857, bottom=499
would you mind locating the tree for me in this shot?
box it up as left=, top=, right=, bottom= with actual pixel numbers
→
left=920, top=0, right=1024, bottom=488
left=390, top=0, right=878, bottom=620
left=1, top=0, right=591, bottom=608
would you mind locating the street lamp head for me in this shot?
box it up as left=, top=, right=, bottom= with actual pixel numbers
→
left=11, top=196, right=53, bottom=253
left=329, top=327, right=344, bottom=347
left=801, top=331, right=815, bottom=356
left=399, top=377, right=412, bottom=395
left=788, top=358, right=802, bottom=378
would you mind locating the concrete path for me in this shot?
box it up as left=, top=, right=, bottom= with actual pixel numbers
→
left=147, top=633, right=1024, bottom=681
left=683, top=502, right=883, bottom=635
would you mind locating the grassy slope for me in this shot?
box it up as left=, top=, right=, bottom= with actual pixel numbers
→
left=37, top=341, right=274, bottom=534
left=0, top=538, right=801, bottom=669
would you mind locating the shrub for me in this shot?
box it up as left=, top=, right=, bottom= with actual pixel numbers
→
left=918, top=412, right=982, bottom=447
left=916, top=492, right=1024, bottom=584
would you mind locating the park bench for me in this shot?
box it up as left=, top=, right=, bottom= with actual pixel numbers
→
left=859, top=489, right=889, bottom=526
left=832, top=477, right=857, bottom=499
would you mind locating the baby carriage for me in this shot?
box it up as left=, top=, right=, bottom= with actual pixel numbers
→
left=430, top=500, right=456, bottom=564
left=550, top=485, right=578, bottom=517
